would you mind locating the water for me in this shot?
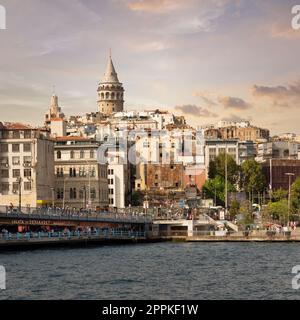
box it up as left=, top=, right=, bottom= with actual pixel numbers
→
left=0, top=242, right=300, bottom=300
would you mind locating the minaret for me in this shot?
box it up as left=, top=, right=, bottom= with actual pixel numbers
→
left=97, top=51, right=124, bottom=116
left=44, top=91, right=65, bottom=127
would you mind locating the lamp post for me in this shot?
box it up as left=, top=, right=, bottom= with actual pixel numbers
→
left=50, top=187, right=55, bottom=208
left=285, top=172, right=295, bottom=229
left=17, top=177, right=22, bottom=212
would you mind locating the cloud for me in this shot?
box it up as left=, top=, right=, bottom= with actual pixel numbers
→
left=252, top=81, right=300, bottom=108
left=218, top=96, right=252, bottom=110
left=127, top=0, right=187, bottom=14
left=221, top=114, right=252, bottom=122
left=269, top=23, right=300, bottom=39
left=193, top=91, right=218, bottom=107
left=175, top=104, right=218, bottom=118
left=253, top=81, right=300, bottom=99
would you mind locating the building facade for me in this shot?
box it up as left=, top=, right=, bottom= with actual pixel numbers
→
left=54, top=137, right=108, bottom=210
left=0, top=123, right=54, bottom=208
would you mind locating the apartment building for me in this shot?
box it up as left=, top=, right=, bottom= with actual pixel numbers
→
left=0, top=122, right=54, bottom=208
left=54, top=136, right=108, bottom=210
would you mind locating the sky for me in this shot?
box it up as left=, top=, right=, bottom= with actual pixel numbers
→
left=0, top=0, right=300, bottom=135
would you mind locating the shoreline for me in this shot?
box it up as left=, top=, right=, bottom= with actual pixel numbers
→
left=0, top=235, right=300, bottom=252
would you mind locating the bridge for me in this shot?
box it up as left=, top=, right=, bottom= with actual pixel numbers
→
left=0, top=206, right=152, bottom=235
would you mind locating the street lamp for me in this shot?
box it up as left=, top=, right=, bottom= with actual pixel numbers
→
left=50, top=187, right=55, bottom=208
left=16, top=177, right=22, bottom=212
left=285, top=172, right=295, bottom=229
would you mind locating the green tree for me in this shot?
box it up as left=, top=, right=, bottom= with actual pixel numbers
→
left=229, top=199, right=240, bottom=219
left=272, top=188, right=288, bottom=202
left=265, top=199, right=288, bottom=224
left=131, top=191, right=143, bottom=206
left=237, top=200, right=254, bottom=227
left=208, top=153, right=240, bottom=184
left=202, top=176, right=236, bottom=206
left=241, top=159, right=266, bottom=195
left=291, top=177, right=300, bottom=213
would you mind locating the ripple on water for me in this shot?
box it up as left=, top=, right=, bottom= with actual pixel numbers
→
left=0, top=242, right=300, bottom=300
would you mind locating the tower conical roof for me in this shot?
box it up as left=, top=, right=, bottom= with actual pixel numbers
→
left=101, top=54, right=120, bottom=83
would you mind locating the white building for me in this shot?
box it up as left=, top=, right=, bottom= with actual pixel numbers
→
left=0, top=123, right=54, bottom=208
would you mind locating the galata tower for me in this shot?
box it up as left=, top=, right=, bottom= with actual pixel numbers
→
left=97, top=52, right=124, bottom=115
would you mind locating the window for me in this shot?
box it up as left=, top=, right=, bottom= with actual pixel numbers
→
left=12, top=157, right=20, bottom=165
left=24, top=169, right=31, bottom=177
left=57, top=151, right=62, bottom=159
left=12, top=144, right=20, bottom=152
left=23, top=143, right=31, bottom=152
left=0, top=157, right=8, bottom=166
left=79, top=167, right=86, bottom=177
left=57, top=188, right=64, bottom=200
left=80, top=150, right=85, bottom=159
left=1, top=183, right=9, bottom=192
left=70, top=168, right=76, bottom=177
left=23, top=156, right=31, bottom=165
left=12, top=183, right=19, bottom=193
left=24, top=182, right=32, bottom=191
left=13, top=131, right=20, bottom=139
left=1, top=170, right=9, bottom=178
left=70, top=188, right=77, bottom=199
left=155, top=174, right=158, bottom=180
left=90, top=167, right=96, bottom=177
left=90, top=150, right=94, bottom=159
left=70, top=151, right=75, bottom=159
left=0, top=144, right=8, bottom=152
left=109, top=189, right=114, bottom=195
left=13, top=169, right=20, bottom=178
left=56, top=168, right=64, bottom=177
left=91, top=188, right=96, bottom=199
left=24, top=131, right=31, bottom=139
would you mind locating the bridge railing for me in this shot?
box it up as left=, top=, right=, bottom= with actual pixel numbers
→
left=0, top=229, right=146, bottom=242
left=0, top=206, right=152, bottom=223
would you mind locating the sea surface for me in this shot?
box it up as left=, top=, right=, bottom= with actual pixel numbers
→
left=0, top=242, right=300, bottom=300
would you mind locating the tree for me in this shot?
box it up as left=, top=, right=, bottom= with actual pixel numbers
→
left=202, top=176, right=236, bottom=206
left=291, top=177, right=300, bottom=213
left=272, top=188, right=288, bottom=202
left=229, top=199, right=240, bottom=219
left=265, top=199, right=288, bottom=224
left=208, top=153, right=240, bottom=184
left=241, top=159, right=266, bottom=197
left=237, top=200, right=253, bottom=227
left=131, top=191, right=143, bottom=206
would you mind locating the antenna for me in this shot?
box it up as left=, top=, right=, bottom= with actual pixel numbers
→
left=52, top=85, right=56, bottom=96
